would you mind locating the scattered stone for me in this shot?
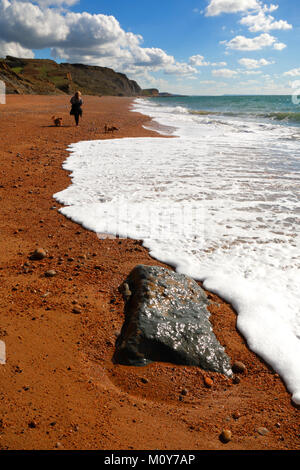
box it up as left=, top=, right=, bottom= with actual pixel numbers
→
left=232, top=375, right=241, bottom=384
left=72, top=307, right=81, bottom=314
left=181, top=388, right=188, bottom=396
left=28, top=420, right=37, bottom=429
left=141, top=377, right=149, bottom=384
left=220, top=429, right=232, bottom=443
left=204, top=376, right=214, bottom=388
left=114, top=265, right=232, bottom=376
left=119, top=282, right=132, bottom=299
left=30, top=248, right=47, bottom=260
left=0, top=340, right=6, bottom=365
left=45, top=270, right=57, bottom=278
left=232, top=411, right=241, bottom=420
left=232, top=361, right=247, bottom=374
left=42, top=292, right=50, bottom=298
left=257, top=427, right=269, bottom=436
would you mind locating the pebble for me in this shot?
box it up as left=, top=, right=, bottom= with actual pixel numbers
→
left=204, top=376, right=213, bottom=388
left=232, top=411, right=241, bottom=420
left=220, top=429, right=232, bottom=443
left=72, top=307, right=81, bottom=314
left=232, top=375, right=241, bottom=384
left=121, top=282, right=132, bottom=299
left=30, top=248, right=47, bottom=260
left=257, top=427, right=269, bottom=436
left=45, top=270, right=57, bottom=278
left=28, top=420, right=37, bottom=429
left=232, top=361, right=247, bottom=374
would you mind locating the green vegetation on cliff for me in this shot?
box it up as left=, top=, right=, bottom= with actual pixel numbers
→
left=0, top=56, right=142, bottom=96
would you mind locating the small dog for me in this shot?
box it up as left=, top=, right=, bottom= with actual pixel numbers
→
left=104, top=124, right=119, bottom=134
left=52, top=116, right=63, bottom=127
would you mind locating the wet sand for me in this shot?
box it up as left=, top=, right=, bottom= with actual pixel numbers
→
left=0, top=95, right=298, bottom=451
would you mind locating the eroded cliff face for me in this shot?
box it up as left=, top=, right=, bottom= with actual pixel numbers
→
left=0, top=56, right=142, bottom=96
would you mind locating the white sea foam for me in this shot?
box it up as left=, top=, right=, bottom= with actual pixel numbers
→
left=54, top=98, right=300, bottom=404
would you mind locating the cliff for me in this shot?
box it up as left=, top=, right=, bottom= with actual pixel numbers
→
left=0, top=56, right=142, bottom=96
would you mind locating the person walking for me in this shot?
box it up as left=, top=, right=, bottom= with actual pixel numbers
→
left=70, top=91, right=83, bottom=126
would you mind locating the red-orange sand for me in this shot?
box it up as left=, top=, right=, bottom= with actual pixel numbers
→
left=0, top=95, right=298, bottom=451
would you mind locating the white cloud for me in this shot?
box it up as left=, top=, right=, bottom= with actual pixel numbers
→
left=164, top=61, right=198, bottom=76
left=222, top=33, right=285, bottom=51
left=130, top=46, right=174, bottom=68
left=238, top=57, right=274, bottom=69
left=263, top=4, right=279, bottom=13
left=0, top=0, right=70, bottom=48
left=273, top=42, right=286, bottom=51
left=189, top=55, right=227, bottom=67
left=240, top=10, right=292, bottom=33
left=205, top=0, right=260, bottom=16
left=199, top=80, right=218, bottom=84
left=0, top=0, right=198, bottom=79
left=241, top=70, right=262, bottom=75
left=189, top=55, right=210, bottom=67
left=0, top=39, right=34, bottom=58
left=206, top=1, right=292, bottom=57
left=32, top=0, right=79, bottom=5
left=284, top=68, right=300, bottom=77
left=211, top=61, right=227, bottom=67
left=212, top=68, right=238, bottom=78
left=239, top=79, right=259, bottom=85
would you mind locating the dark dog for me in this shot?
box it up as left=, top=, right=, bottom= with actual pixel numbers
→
left=52, top=115, right=63, bottom=127
left=104, top=124, right=119, bottom=134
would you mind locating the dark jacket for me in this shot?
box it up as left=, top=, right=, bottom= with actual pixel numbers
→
left=70, top=96, right=83, bottom=115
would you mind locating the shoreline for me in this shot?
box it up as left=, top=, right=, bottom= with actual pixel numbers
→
left=0, top=95, right=298, bottom=450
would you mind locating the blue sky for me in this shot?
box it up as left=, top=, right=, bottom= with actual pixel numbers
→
left=0, top=0, right=299, bottom=94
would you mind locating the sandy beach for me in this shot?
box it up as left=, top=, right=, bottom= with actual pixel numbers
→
left=0, top=95, right=298, bottom=451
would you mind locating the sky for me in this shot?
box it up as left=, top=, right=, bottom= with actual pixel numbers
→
left=0, top=0, right=300, bottom=95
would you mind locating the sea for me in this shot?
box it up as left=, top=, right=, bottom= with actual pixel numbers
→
left=54, top=95, right=300, bottom=404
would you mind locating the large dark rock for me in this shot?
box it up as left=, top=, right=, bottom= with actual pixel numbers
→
left=114, top=265, right=232, bottom=376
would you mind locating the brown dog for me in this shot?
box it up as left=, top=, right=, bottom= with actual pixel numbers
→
left=52, top=116, right=63, bottom=127
left=104, top=124, right=119, bottom=134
